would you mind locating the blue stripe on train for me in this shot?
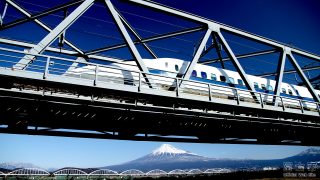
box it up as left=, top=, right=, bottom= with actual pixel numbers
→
left=148, top=69, right=315, bottom=102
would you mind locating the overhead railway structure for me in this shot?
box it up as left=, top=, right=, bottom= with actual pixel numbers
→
left=0, top=0, right=319, bottom=146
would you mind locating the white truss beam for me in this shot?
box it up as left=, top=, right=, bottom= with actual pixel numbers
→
left=85, top=26, right=203, bottom=55
left=288, top=53, right=320, bottom=102
left=259, top=66, right=320, bottom=77
left=181, top=29, right=211, bottom=80
left=117, top=9, right=158, bottom=58
left=211, top=33, right=225, bottom=69
left=0, top=38, right=125, bottom=64
left=6, top=0, right=84, bottom=55
left=67, top=57, right=86, bottom=72
left=2, top=0, right=84, bottom=29
left=201, top=49, right=278, bottom=65
left=105, top=0, right=153, bottom=87
left=125, top=0, right=320, bottom=62
left=13, top=0, right=95, bottom=70
left=216, top=31, right=256, bottom=92
left=273, top=50, right=286, bottom=106
left=0, top=3, right=8, bottom=25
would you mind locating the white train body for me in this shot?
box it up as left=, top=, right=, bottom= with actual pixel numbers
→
left=65, top=58, right=320, bottom=110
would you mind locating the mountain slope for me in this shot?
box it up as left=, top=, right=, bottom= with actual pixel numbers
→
left=103, top=144, right=320, bottom=172
left=103, top=144, right=213, bottom=171
left=0, top=162, right=41, bottom=170
left=127, top=144, right=212, bottom=163
left=283, top=148, right=320, bottom=163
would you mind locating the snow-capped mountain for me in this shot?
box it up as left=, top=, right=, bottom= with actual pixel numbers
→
left=103, top=144, right=236, bottom=171
left=0, top=162, right=41, bottom=170
left=282, top=148, right=320, bottom=163
left=297, top=148, right=320, bottom=156
left=151, top=144, right=192, bottom=155
left=103, top=144, right=320, bottom=172
left=129, top=144, right=211, bottom=163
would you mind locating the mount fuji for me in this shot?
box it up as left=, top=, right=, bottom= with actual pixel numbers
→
left=103, top=144, right=320, bottom=172
left=103, top=144, right=216, bottom=171
left=126, top=144, right=212, bottom=163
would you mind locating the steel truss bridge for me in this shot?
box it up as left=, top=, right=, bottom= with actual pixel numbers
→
left=0, top=0, right=319, bottom=146
left=0, top=168, right=232, bottom=177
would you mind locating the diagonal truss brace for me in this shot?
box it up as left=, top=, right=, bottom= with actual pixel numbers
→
left=212, top=32, right=225, bottom=69
left=288, top=52, right=320, bottom=103
left=200, top=49, right=278, bottom=65
left=14, top=0, right=95, bottom=70
left=67, top=57, right=86, bottom=72
left=273, top=49, right=286, bottom=106
left=116, top=8, right=158, bottom=59
left=85, top=26, right=204, bottom=55
left=0, top=38, right=126, bottom=63
left=259, top=66, right=320, bottom=77
left=6, top=0, right=85, bottom=56
left=104, top=0, right=153, bottom=87
left=177, top=26, right=257, bottom=101
left=2, top=0, right=84, bottom=30
left=0, top=3, right=8, bottom=26
left=215, top=31, right=257, bottom=93
left=180, top=29, right=211, bottom=80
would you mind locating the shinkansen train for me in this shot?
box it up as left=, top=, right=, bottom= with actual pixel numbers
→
left=65, top=58, right=320, bottom=110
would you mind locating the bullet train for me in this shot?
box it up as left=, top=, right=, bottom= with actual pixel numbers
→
left=65, top=58, right=320, bottom=110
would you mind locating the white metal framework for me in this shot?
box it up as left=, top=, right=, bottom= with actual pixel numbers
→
left=89, top=169, right=118, bottom=176
left=53, top=168, right=87, bottom=176
left=187, top=169, right=203, bottom=174
left=168, top=169, right=187, bottom=175
left=8, top=168, right=50, bottom=176
left=0, top=0, right=318, bottom=102
left=204, top=168, right=232, bottom=174
left=146, top=169, right=168, bottom=176
left=0, top=0, right=319, bottom=146
left=0, top=168, right=235, bottom=177
left=120, top=169, right=144, bottom=175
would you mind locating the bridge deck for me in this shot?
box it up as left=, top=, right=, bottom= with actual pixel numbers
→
left=0, top=48, right=319, bottom=146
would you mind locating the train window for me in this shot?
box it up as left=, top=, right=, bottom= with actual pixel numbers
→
left=238, top=79, right=244, bottom=86
left=220, top=75, right=226, bottom=82
left=261, top=84, right=266, bottom=90
left=201, top=72, right=207, bottom=79
left=191, top=70, right=197, bottom=77
left=211, top=73, right=217, bottom=81
left=267, top=85, right=273, bottom=91
left=254, top=82, right=259, bottom=89
left=288, top=89, right=293, bottom=95
left=165, top=62, right=168, bottom=68
left=175, top=64, right=179, bottom=71
left=229, top=77, right=235, bottom=84
left=282, top=88, right=286, bottom=94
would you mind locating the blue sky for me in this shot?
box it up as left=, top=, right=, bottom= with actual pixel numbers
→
left=0, top=0, right=320, bottom=169
left=0, top=134, right=310, bottom=169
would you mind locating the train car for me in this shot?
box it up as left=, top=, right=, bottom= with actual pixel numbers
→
left=64, top=58, right=320, bottom=110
